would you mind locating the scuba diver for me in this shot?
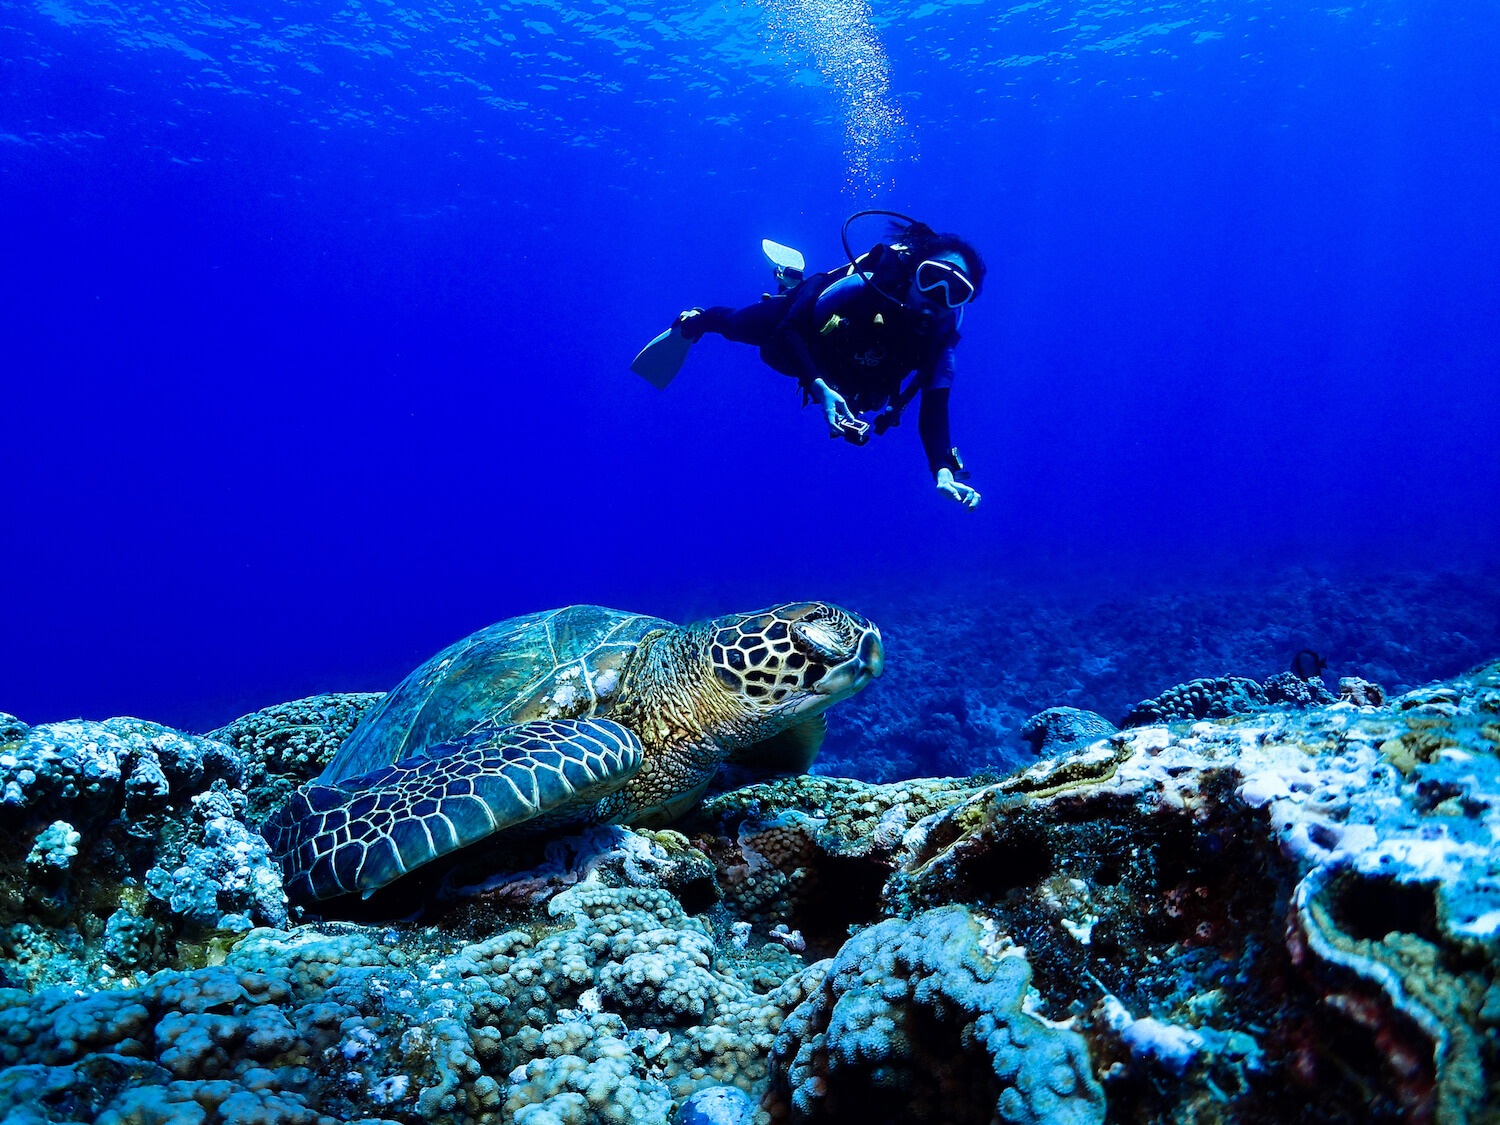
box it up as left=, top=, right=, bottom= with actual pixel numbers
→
left=631, top=211, right=987, bottom=509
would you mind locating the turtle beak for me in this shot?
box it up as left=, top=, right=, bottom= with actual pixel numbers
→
left=812, top=627, right=884, bottom=700
left=854, top=628, right=884, bottom=687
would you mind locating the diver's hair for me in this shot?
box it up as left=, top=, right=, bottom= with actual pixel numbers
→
left=887, top=220, right=988, bottom=298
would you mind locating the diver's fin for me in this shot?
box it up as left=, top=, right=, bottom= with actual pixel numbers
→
left=762, top=239, right=806, bottom=273
left=763, top=239, right=806, bottom=294
left=630, top=325, right=694, bottom=389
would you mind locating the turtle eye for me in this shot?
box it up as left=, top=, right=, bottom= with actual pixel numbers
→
left=793, top=619, right=847, bottom=662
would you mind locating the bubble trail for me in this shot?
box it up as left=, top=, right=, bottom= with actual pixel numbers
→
left=758, top=0, right=912, bottom=193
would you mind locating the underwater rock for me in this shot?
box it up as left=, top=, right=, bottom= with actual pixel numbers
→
left=1340, top=676, right=1388, bottom=707
left=676, top=1083, right=757, bottom=1125
left=1019, top=706, right=1118, bottom=756
left=686, top=776, right=983, bottom=954
left=455, top=824, right=716, bottom=914
left=886, top=659, right=1500, bottom=1123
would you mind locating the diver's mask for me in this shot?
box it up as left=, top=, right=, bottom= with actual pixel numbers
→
left=914, top=258, right=975, bottom=308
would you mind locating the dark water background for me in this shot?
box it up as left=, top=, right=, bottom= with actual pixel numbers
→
left=3, top=0, right=1497, bottom=746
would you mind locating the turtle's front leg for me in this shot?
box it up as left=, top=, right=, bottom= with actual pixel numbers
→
left=600, top=737, right=725, bottom=827
left=264, top=719, right=644, bottom=903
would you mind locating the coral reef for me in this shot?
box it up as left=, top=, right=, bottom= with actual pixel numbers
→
left=765, top=904, right=1104, bottom=1123
left=0, top=718, right=285, bottom=991
left=2, top=649, right=1500, bottom=1123
left=1261, top=670, right=1338, bottom=707
left=0, top=881, right=816, bottom=1125
left=880, top=659, right=1500, bottom=1124
left=812, top=564, right=1500, bottom=780
left=207, top=693, right=384, bottom=825
left=1120, top=670, right=1340, bottom=729
left=1120, top=676, right=1268, bottom=727
left=677, top=1084, right=756, bottom=1125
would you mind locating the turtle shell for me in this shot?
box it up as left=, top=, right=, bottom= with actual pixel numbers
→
left=321, top=605, right=669, bottom=783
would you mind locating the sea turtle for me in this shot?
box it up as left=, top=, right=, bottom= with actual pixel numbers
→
left=263, top=602, right=883, bottom=903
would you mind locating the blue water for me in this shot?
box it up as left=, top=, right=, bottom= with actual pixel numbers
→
left=2, top=0, right=1497, bottom=732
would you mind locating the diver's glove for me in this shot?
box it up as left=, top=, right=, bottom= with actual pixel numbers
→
left=936, top=467, right=981, bottom=509
left=811, top=378, right=859, bottom=439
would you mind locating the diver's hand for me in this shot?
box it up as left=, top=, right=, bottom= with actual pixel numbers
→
left=812, top=378, right=857, bottom=437
left=936, top=467, right=981, bottom=509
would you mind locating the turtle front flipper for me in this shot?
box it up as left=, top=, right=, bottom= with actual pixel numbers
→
left=263, top=718, right=644, bottom=903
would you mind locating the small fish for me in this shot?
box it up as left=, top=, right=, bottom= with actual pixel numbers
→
left=1291, top=649, right=1327, bottom=679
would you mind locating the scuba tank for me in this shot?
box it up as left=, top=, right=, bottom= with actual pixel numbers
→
left=840, top=209, right=928, bottom=309
left=839, top=210, right=948, bottom=343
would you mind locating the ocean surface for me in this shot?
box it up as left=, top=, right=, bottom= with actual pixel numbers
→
left=3, top=0, right=1497, bottom=743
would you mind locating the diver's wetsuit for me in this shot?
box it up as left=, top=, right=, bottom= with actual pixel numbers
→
left=690, top=268, right=964, bottom=476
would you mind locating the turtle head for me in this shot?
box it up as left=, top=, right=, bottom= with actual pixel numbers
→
left=705, top=602, right=884, bottom=722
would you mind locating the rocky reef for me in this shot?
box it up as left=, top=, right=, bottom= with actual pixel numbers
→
left=0, top=655, right=1498, bottom=1123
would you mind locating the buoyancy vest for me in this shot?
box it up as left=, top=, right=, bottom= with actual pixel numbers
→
left=808, top=245, right=955, bottom=413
